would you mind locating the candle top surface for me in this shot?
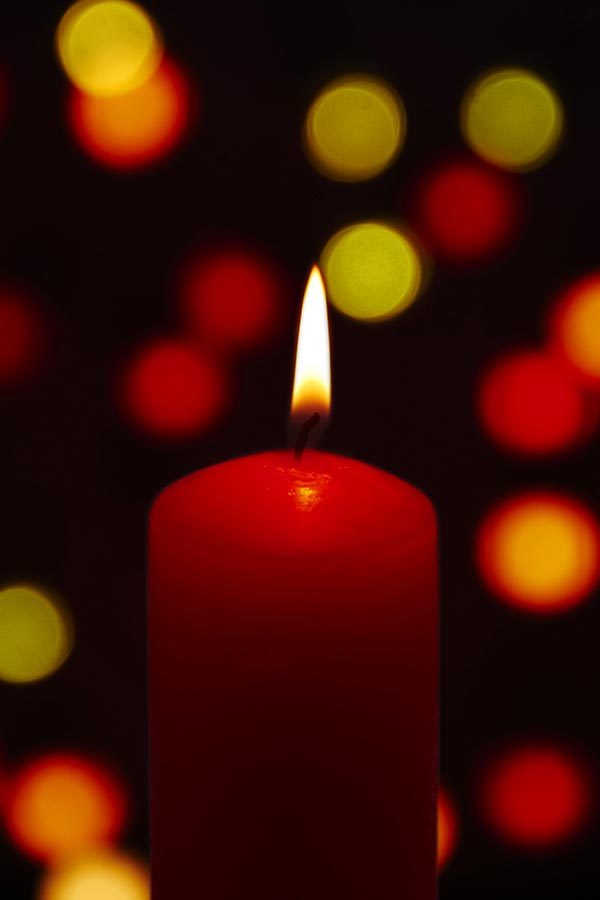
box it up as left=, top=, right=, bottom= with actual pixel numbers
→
left=151, top=450, right=436, bottom=556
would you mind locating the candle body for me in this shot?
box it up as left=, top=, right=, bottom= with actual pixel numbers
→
left=149, top=451, right=438, bottom=899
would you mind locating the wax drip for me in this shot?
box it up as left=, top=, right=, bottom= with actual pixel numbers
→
left=294, top=412, right=321, bottom=460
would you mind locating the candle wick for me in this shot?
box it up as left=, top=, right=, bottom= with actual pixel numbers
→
left=294, top=412, right=321, bottom=460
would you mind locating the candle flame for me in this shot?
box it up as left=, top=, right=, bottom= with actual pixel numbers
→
left=291, top=266, right=331, bottom=422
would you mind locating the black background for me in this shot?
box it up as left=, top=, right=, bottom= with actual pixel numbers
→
left=1, top=1, right=600, bottom=896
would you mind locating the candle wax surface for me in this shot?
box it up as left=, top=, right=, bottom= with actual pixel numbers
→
left=153, top=449, right=436, bottom=555
left=149, top=450, right=438, bottom=900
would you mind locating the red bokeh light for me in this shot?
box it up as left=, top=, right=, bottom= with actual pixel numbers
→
left=69, top=58, right=193, bottom=170
left=4, top=752, right=128, bottom=862
left=480, top=742, right=594, bottom=849
left=179, top=246, right=289, bottom=357
left=0, top=286, right=48, bottom=386
left=437, top=786, right=459, bottom=869
left=413, top=158, right=523, bottom=264
left=120, top=336, right=231, bottom=440
left=477, top=347, right=598, bottom=456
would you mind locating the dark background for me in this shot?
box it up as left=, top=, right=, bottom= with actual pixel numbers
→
left=1, top=1, right=600, bottom=896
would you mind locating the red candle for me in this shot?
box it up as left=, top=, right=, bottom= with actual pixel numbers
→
left=148, top=269, right=438, bottom=898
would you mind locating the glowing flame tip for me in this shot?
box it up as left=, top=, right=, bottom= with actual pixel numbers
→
left=291, top=266, right=331, bottom=421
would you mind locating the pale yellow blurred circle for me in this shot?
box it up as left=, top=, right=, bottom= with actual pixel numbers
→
left=320, top=221, right=423, bottom=321
left=304, top=75, right=406, bottom=181
left=56, top=1, right=163, bottom=96
left=461, top=68, right=564, bottom=171
left=39, top=850, right=149, bottom=900
left=0, top=585, right=73, bottom=684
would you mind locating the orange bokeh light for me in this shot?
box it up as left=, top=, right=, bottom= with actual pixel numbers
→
left=0, top=286, right=48, bottom=386
left=4, top=752, right=128, bottom=862
left=69, top=58, right=192, bottom=169
left=120, top=336, right=231, bottom=439
left=549, top=272, right=600, bottom=388
left=179, top=246, right=289, bottom=357
left=477, top=347, right=598, bottom=456
left=437, top=787, right=459, bottom=870
left=480, top=742, right=594, bottom=848
left=413, top=158, right=523, bottom=264
left=477, top=492, right=600, bottom=613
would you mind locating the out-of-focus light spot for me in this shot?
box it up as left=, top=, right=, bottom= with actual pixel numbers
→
left=477, top=348, right=598, bottom=456
left=304, top=74, right=406, bottom=182
left=461, top=68, right=564, bottom=172
left=320, top=221, right=424, bottom=321
left=120, top=337, right=231, bottom=440
left=5, top=753, right=128, bottom=862
left=69, top=58, right=191, bottom=170
left=550, top=273, right=600, bottom=388
left=39, top=849, right=149, bottom=900
left=413, top=159, right=523, bottom=264
left=438, top=787, right=459, bottom=870
left=56, top=0, right=162, bottom=96
left=0, top=585, right=73, bottom=684
left=0, top=287, right=48, bottom=387
left=477, top=492, right=600, bottom=612
left=480, top=742, right=594, bottom=848
left=179, top=245, right=289, bottom=356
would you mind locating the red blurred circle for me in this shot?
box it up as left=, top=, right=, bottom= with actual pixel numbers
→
left=480, top=742, right=594, bottom=849
left=120, top=336, right=231, bottom=439
left=68, top=58, right=193, bottom=170
left=4, top=751, right=128, bottom=861
left=477, top=347, right=598, bottom=455
left=0, top=287, right=48, bottom=386
left=437, top=786, right=459, bottom=869
left=179, top=246, right=289, bottom=357
left=413, top=158, right=523, bottom=264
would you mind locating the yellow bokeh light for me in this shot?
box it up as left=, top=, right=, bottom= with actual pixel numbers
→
left=461, top=68, right=564, bottom=171
left=39, top=850, right=149, bottom=900
left=304, top=74, right=406, bottom=181
left=56, top=1, right=162, bottom=96
left=477, top=494, right=600, bottom=611
left=320, top=221, right=423, bottom=321
left=0, top=585, right=73, bottom=684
